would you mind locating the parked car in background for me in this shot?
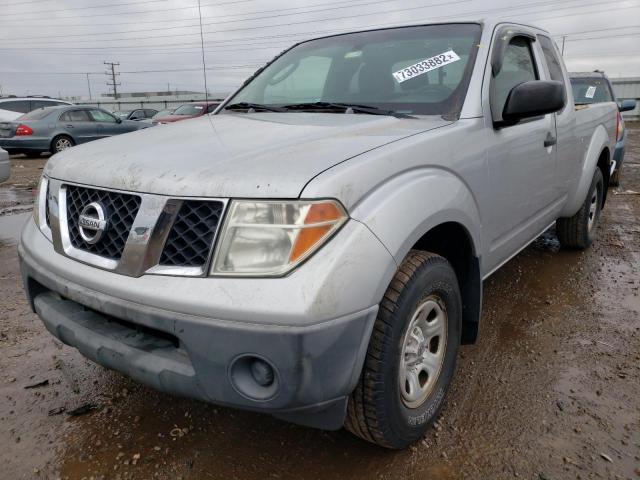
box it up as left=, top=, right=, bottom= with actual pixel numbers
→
left=570, top=71, right=637, bottom=186
left=113, top=109, right=158, bottom=121
left=0, top=105, right=149, bottom=155
left=0, top=97, right=72, bottom=122
left=141, top=108, right=174, bottom=125
left=0, top=147, right=9, bottom=183
left=152, top=102, right=217, bottom=124
left=20, top=20, right=617, bottom=449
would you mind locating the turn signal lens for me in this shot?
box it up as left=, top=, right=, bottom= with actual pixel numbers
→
left=212, top=200, right=348, bottom=276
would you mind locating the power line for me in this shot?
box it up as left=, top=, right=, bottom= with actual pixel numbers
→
left=2, top=0, right=467, bottom=45
left=0, top=0, right=374, bottom=29
left=1, top=0, right=169, bottom=16
left=0, top=0, right=256, bottom=20
left=3, top=0, right=400, bottom=40
left=3, top=0, right=631, bottom=49
left=0, top=66, right=260, bottom=75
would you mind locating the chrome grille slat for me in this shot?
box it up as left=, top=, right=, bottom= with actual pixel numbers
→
left=65, top=185, right=141, bottom=261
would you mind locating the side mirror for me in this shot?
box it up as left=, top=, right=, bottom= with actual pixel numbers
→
left=619, top=99, right=636, bottom=112
left=501, top=80, right=565, bottom=125
left=116, top=117, right=122, bottom=124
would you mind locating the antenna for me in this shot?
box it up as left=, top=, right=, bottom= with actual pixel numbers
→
left=104, top=61, right=121, bottom=99
left=196, top=0, right=209, bottom=103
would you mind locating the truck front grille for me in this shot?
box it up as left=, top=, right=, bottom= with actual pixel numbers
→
left=66, top=185, right=141, bottom=261
left=159, top=200, right=224, bottom=267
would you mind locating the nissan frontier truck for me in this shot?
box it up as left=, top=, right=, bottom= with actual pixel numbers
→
left=19, top=20, right=618, bottom=448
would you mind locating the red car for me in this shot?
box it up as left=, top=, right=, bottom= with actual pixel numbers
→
left=152, top=102, right=218, bottom=125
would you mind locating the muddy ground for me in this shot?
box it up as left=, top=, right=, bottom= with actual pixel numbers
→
left=1, top=129, right=639, bottom=480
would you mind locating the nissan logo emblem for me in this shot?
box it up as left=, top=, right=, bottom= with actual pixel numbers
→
left=78, top=201, right=108, bottom=244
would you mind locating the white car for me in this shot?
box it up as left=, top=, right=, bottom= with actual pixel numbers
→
left=0, top=97, right=72, bottom=122
left=0, top=147, right=9, bottom=183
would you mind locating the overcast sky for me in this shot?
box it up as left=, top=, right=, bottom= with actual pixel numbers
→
left=0, top=0, right=639, bottom=98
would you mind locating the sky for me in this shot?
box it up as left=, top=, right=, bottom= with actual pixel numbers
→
left=0, top=0, right=639, bottom=99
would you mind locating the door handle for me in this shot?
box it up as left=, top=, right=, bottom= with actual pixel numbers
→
left=65, top=124, right=74, bottom=128
left=544, top=132, right=557, bottom=148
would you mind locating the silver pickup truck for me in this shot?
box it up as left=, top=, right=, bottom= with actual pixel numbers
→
left=19, top=20, right=617, bottom=449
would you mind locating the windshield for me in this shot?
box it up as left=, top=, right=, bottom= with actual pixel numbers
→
left=570, top=77, right=614, bottom=104
left=226, top=23, right=482, bottom=116
left=153, top=109, right=173, bottom=118
left=173, top=104, right=204, bottom=115
left=114, top=111, right=132, bottom=118
left=18, top=108, right=57, bottom=121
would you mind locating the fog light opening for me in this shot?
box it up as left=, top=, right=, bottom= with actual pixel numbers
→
left=229, top=355, right=279, bottom=401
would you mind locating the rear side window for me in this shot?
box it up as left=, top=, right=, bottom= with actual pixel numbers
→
left=0, top=100, right=31, bottom=113
left=538, top=36, right=564, bottom=83
left=570, top=77, right=614, bottom=104
left=60, top=110, right=92, bottom=122
left=490, top=37, right=538, bottom=122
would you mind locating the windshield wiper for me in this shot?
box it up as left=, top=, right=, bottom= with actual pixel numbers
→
left=281, top=102, right=415, bottom=118
left=224, top=102, right=287, bottom=113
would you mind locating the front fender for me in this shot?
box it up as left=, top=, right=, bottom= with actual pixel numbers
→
left=349, top=168, right=482, bottom=264
left=561, top=124, right=610, bottom=217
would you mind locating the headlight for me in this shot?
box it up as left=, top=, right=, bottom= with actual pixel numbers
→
left=211, top=200, right=348, bottom=276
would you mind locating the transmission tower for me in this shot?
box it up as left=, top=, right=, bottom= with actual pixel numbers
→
left=104, top=61, right=121, bottom=99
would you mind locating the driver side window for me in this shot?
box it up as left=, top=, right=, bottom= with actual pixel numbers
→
left=89, top=109, right=117, bottom=123
left=263, top=56, right=332, bottom=104
left=491, top=37, right=538, bottom=122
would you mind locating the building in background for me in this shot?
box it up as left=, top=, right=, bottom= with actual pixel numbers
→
left=63, top=90, right=230, bottom=112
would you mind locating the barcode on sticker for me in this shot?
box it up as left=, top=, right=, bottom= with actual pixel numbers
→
left=585, top=86, right=596, bottom=99
left=392, top=50, right=460, bottom=84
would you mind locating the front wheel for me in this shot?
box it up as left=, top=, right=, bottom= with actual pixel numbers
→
left=345, top=251, right=461, bottom=449
left=557, top=168, right=604, bottom=249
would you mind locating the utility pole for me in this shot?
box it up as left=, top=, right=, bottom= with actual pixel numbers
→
left=86, top=73, right=93, bottom=100
left=104, top=61, right=121, bottom=99
left=561, top=36, right=566, bottom=55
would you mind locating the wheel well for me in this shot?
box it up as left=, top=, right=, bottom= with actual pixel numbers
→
left=412, top=222, right=481, bottom=344
left=51, top=134, right=73, bottom=150
left=597, top=148, right=610, bottom=207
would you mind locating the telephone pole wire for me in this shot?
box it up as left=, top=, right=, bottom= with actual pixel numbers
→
left=104, top=61, right=121, bottom=100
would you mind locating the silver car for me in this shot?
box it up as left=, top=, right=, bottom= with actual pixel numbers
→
left=0, top=105, right=149, bottom=155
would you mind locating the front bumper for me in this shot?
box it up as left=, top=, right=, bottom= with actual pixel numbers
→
left=19, top=217, right=396, bottom=429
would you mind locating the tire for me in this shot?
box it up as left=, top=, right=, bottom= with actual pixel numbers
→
left=557, top=168, right=604, bottom=249
left=345, top=250, right=462, bottom=449
left=609, top=166, right=620, bottom=187
left=51, top=135, right=75, bottom=154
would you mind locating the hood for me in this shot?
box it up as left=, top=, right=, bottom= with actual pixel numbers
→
left=45, top=112, right=451, bottom=198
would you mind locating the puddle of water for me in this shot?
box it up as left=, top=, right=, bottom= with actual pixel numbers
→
left=0, top=187, right=35, bottom=204
left=0, top=212, right=30, bottom=246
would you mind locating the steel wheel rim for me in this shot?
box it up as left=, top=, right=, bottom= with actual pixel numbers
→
left=588, top=187, right=599, bottom=232
left=56, top=138, right=72, bottom=151
left=399, top=296, right=448, bottom=409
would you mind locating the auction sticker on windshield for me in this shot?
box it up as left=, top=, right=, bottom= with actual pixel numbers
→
left=585, top=86, right=596, bottom=99
left=392, top=50, right=460, bottom=84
